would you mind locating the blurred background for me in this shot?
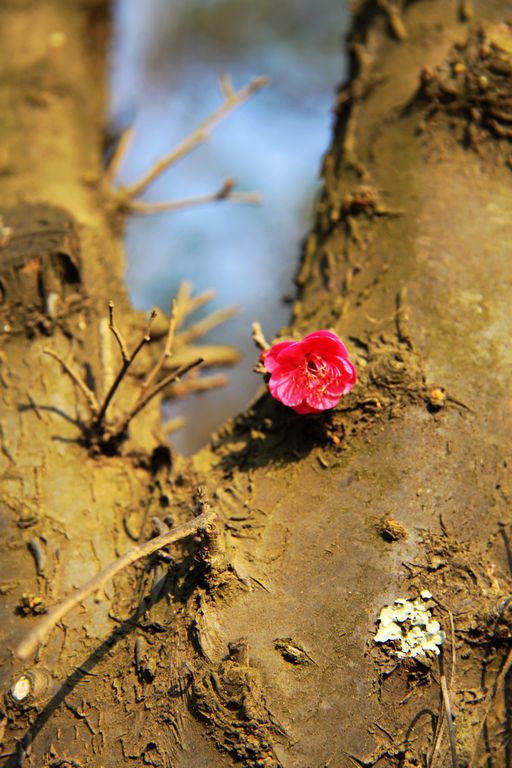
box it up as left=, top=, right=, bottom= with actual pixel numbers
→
left=109, top=0, right=350, bottom=453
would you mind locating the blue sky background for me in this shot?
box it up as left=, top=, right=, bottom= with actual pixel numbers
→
left=110, top=0, right=350, bottom=452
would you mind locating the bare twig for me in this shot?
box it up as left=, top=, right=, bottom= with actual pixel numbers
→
left=109, top=358, right=203, bottom=439
left=128, top=359, right=203, bottom=417
left=122, top=76, right=268, bottom=200
left=448, top=610, right=456, bottom=691
left=468, top=648, right=512, bottom=767
left=251, top=321, right=270, bottom=351
left=99, top=317, right=115, bottom=397
left=429, top=700, right=445, bottom=768
left=141, top=300, right=177, bottom=395
left=175, top=306, right=237, bottom=348
left=182, top=288, right=217, bottom=319
left=169, top=373, right=227, bottom=398
left=169, top=284, right=221, bottom=333
left=42, top=287, right=237, bottom=450
left=162, top=416, right=187, bottom=435
left=439, top=662, right=457, bottom=767
left=94, top=308, right=157, bottom=427
left=43, top=347, right=99, bottom=415
left=103, top=126, right=135, bottom=187
left=25, top=390, right=49, bottom=423
left=430, top=611, right=457, bottom=768
left=108, top=301, right=129, bottom=362
left=174, top=281, right=192, bottom=326
left=15, top=506, right=215, bottom=661
left=126, top=181, right=261, bottom=215
left=164, top=344, right=240, bottom=369
left=219, top=73, right=236, bottom=100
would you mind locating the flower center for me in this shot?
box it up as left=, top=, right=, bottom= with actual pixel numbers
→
left=302, top=354, right=329, bottom=390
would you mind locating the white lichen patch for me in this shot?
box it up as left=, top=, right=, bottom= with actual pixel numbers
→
left=374, top=592, right=446, bottom=658
left=10, top=675, right=31, bottom=702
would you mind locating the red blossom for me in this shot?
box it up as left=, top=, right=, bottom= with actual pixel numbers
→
left=261, top=330, right=356, bottom=414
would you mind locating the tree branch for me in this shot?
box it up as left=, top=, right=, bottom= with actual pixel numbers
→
left=121, top=75, right=268, bottom=200
left=93, top=308, right=157, bottom=428
left=103, top=125, right=135, bottom=187
left=126, top=180, right=262, bottom=215
left=174, top=306, right=238, bottom=348
left=108, top=357, right=203, bottom=439
left=16, top=506, right=216, bottom=661
left=141, top=300, right=177, bottom=395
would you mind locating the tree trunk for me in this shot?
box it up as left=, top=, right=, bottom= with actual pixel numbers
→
left=2, top=1, right=512, bottom=767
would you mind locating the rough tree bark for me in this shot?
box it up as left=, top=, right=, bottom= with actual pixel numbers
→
left=1, top=1, right=512, bottom=767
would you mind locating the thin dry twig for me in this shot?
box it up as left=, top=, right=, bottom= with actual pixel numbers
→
left=25, top=390, right=49, bottom=423
left=448, top=610, right=456, bottom=691
left=94, top=308, right=157, bottom=427
left=182, top=288, right=217, bottom=318
left=251, top=321, right=270, bottom=351
left=170, top=284, right=223, bottom=335
left=141, top=300, right=177, bottom=394
left=127, top=179, right=261, bottom=215
left=175, top=306, right=237, bottom=348
left=104, top=126, right=135, bottom=187
left=219, top=72, right=236, bottom=100
left=468, top=648, right=512, bottom=767
left=43, top=288, right=237, bottom=449
left=108, top=300, right=129, bottom=362
left=429, top=701, right=445, bottom=768
left=162, top=416, right=187, bottom=435
left=43, top=347, right=99, bottom=415
left=44, top=282, right=239, bottom=451
left=165, top=344, right=240, bottom=369
left=109, top=357, right=203, bottom=439
left=15, top=505, right=215, bottom=661
left=170, top=373, right=227, bottom=398
left=122, top=75, right=268, bottom=200
left=430, top=610, right=457, bottom=768
left=174, top=281, right=193, bottom=325
left=439, top=663, right=457, bottom=768
left=99, top=317, right=115, bottom=397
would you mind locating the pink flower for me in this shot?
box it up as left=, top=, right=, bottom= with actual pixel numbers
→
left=262, top=330, right=357, bottom=414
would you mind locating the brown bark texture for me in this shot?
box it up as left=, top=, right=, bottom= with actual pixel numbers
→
left=1, top=1, right=512, bottom=767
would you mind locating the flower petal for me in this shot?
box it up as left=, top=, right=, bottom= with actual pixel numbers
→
left=302, top=330, right=349, bottom=359
left=292, top=401, right=324, bottom=414
left=269, top=368, right=305, bottom=407
left=304, top=388, right=341, bottom=411
left=263, top=340, right=297, bottom=373
left=324, top=357, right=357, bottom=396
left=269, top=341, right=307, bottom=369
